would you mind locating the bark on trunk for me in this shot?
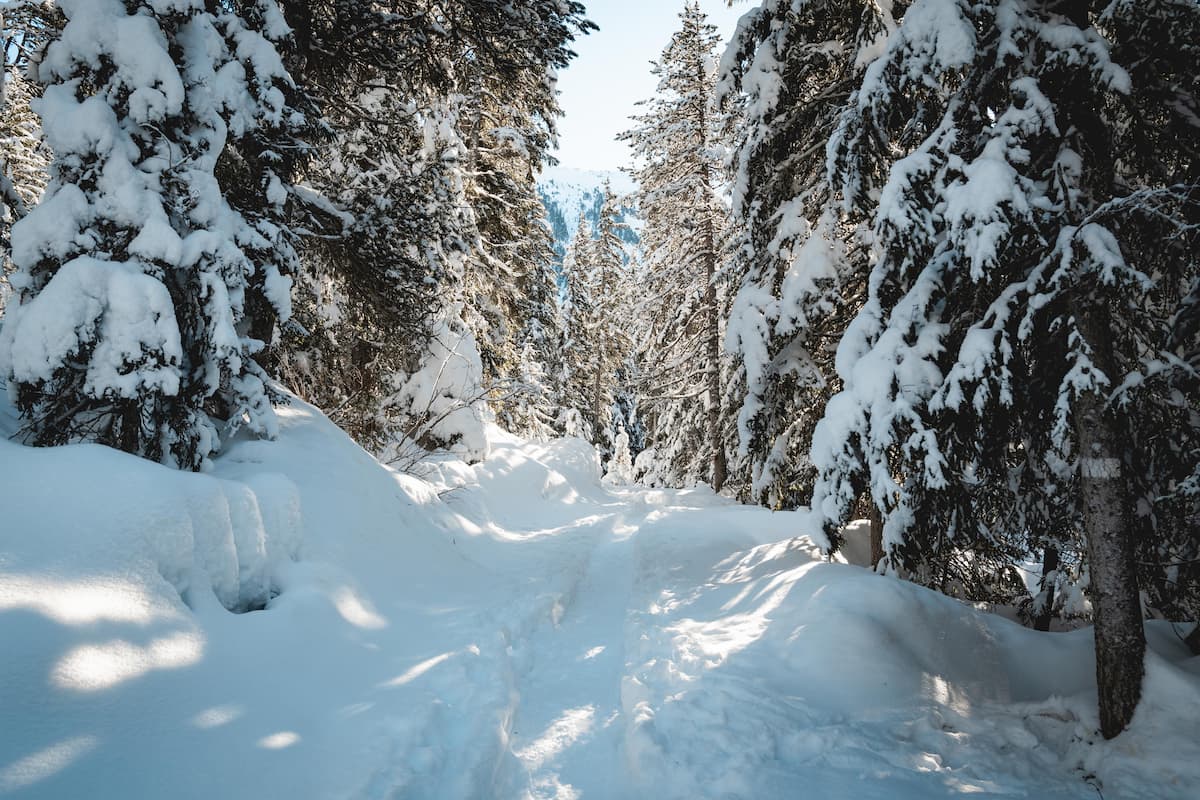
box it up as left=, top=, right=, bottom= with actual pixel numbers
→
left=1034, top=546, right=1060, bottom=632
left=869, top=504, right=885, bottom=570
left=1073, top=308, right=1145, bottom=740
left=592, top=363, right=603, bottom=447
left=695, top=55, right=726, bottom=494
left=705, top=274, right=727, bottom=493
left=1186, top=624, right=1200, bottom=657
left=247, top=291, right=278, bottom=371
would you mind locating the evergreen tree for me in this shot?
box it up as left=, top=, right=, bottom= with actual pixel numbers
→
left=454, top=1, right=593, bottom=422
left=502, top=219, right=565, bottom=439
left=559, top=218, right=597, bottom=441
left=807, top=0, right=1200, bottom=737
left=271, top=1, right=476, bottom=448
left=273, top=0, right=591, bottom=454
left=281, top=87, right=473, bottom=448
left=557, top=190, right=634, bottom=452
left=0, top=0, right=314, bottom=469
left=453, top=0, right=595, bottom=422
left=1097, top=0, right=1200, bottom=656
left=718, top=0, right=903, bottom=508
left=588, top=186, right=635, bottom=453
left=623, top=1, right=730, bottom=490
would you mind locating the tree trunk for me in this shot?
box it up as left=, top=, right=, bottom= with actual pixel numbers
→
left=696, top=55, right=726, bottom=494
left=1186, top=625, right=1200, bottom=656
left=869, top=504, right=885, bottom=570
left=592, top=361, right=603, bottom=447
left=705, top=273, right=727, bottom=493
left=1073, top=307, right=1145, bottom=740
left=247, top=290, right=278, bottom=371
left=1034, top=545, right=1060, bottom=632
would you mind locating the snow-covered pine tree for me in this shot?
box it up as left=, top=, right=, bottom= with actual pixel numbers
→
left=622, top=1, right=730, bottom=490
left=587, top=185, right=635, bottom=453
left=284, top=88, right=473, bottom=447
left=218, top=1, right=319, bottom=362
left=1096, top=0, right=1200, bottom=655
left=454, top=1, right=593, bottom=425
left=459, top=89, right=552, bottom=394
left=264, top=2, right=477, bottom=448
left=559, top=218, right=597, bottom=441
left=556, top=191, right=633, bottom=453
left=0, top=0, right=313, bottom=470
left=718, top=0, right=903, bottom=508
left=503, top=221, right=565, bottom=439
left=273, top=0, right=590, bottom=455
left=808, top=0, right=1200, bottom=737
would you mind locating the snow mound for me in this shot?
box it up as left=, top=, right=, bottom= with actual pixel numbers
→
left=0, top=391, right=486, bottom=798
left=625, top=530, right=1200, bottom=800
left=1, top=428, right=301, bottom=616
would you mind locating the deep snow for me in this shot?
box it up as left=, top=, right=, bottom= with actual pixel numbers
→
left=2, top=396, right=1199, bottom=799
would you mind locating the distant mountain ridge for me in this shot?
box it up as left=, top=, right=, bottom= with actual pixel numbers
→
left=537, top=166, right=640, bottom=269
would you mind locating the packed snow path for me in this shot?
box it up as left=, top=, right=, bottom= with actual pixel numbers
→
left=3, top=405, right=1200, bottom=799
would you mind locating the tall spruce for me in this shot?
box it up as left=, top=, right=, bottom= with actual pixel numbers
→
left=558, top=218, right=597, bottom=440
left=718, top=0, right=903, bottom=508
left=504, top=220, right=565, bottom=439
left=558, top=189, right=633, bottom=450
left=807, top=0, right=1200, bottom=737
left=274, top=2, right=479, bottom=448
left=589, top=186, right=635, bottom=453
left=282, top=87, right=474, bottom=447
left=454, top=0, right=592, bottom=435
left=622, top=1, right=730, bottom=490
left=0, top=0, right=315, bottom=469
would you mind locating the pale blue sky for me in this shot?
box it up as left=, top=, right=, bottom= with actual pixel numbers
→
left=550, top=0, right=752, bottom=171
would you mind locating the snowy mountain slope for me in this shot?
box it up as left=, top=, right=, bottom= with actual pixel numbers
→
left=2, top=397, right=1199, bottom=799
left=537, top=166, right=640, bottom=266
left=538, top=166, right=636, bottom=232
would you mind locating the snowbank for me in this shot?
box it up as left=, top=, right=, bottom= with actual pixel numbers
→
left=625, top=531, right=1200, bottom=799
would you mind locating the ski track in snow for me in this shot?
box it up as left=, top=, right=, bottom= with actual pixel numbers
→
left=502, top=516, right=637, bottom=799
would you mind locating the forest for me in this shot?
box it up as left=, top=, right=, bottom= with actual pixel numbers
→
left=1, top=1, right=1198, bottom=798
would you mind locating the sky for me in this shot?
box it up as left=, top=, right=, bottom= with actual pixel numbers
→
left=549, top=0, right=753, bottom=172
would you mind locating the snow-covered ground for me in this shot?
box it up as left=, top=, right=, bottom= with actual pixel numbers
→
left=2, top=396, right=1199, bottom=799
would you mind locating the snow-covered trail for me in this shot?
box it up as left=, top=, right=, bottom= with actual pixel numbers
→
left=499, top=516, right=637, bottom=799
left=402, top=439, right=808, bottom=800
left=4, top=406, right=1200, bottom=800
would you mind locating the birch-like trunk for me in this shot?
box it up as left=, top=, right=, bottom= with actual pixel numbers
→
left=1073, top=308, right=1145, bottom=739
left=696, top=54, right=726, bottom=494
left=703, top=231, right=727, bottom=493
